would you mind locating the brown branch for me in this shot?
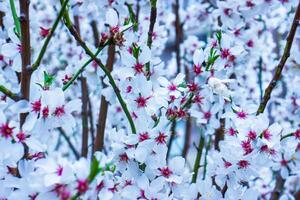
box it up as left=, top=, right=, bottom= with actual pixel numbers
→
left=214, top=118, right=225, bottom=151
left=182, top=116, right=192, bottom=157
left=136, top=0, right=140, bottom=25
left=270, top=175, right=285, bottom=200
left=80, top=76, right=89, bottom=157
left=145, top=0, right=157, bottom=78
left=88, top=97, right=95, bottom=150
left=257, top=3, right=300, bottom=115
left=74, top=15, right=89, bottom=158
left=166, top=121, right=177, bottom=160
left=0, top=11, right=4, bottom=28
left=174, top=0, right=183, bottom=74
left=93, top=44, right=116, bottom=153
left=90, top=20, right=100, bottom=47
left=19, top=0, right=31, bottom=127
left=259, top=3, right=300, bottom=200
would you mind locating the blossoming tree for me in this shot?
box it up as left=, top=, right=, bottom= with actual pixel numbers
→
left=0, top=0, right=300, bottom=199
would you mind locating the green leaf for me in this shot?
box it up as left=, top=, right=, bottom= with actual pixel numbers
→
left=43, top=71, right=55, bottom=88
left=88, top=156, right=100, bottom=182
left=216, top=30, right=222, bottom=44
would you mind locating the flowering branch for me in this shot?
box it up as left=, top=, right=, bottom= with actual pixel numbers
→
left=257, top=3, right=300, bottom=200
left=61, top=3, right=137, bottom=134
left=257, top=3, right=300, bottom=115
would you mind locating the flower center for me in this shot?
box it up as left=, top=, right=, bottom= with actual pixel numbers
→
left=159, top=167, right=172, bottom=178
left=155, top=132, right=167, bottom=144
left=54, top=106, right=65, bottom=117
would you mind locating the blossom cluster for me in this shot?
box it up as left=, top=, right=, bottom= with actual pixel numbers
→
left=0, top=0, right=300, bottom=199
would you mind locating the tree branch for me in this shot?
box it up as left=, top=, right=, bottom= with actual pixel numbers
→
left=31, top=0, right=69, bottom=71
left=257, top=3, right=300, bottom=115
left=258, top=3, right=300, bottom=200
left=192, top=134, right=205, bottom=183
left=19, top=0, right=31, bottom=127
left=61, top=2, right=137, bottom=134
left=0, top=85, right=21, bottom=101
left=58, top=128, right=80, bottom=159
left=93, top=44, right=116, bottom=153
left=73, top=14, right=89, bottom=158
left=145, top=0, right=157, bottom=79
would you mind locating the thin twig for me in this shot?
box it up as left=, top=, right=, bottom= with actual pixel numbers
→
left=166, top=121, right=176, bottom=160
left=182, top=117, right=192, bottom=157
left=31, top=0, right=70, bottom=71
left=145, top=0, right=157, bottom=79
left=214, top=118, right=225, bottom=151
left=9, top=0, right=21, bottom=37
left=192, top=133, right=205, bottom=183
left=90, top=20, right=100, bottom=47
left=174, top=0, right=183, bottom=74
left=0, top=85, right=21, bottom=101
left=58, top=128, right=80, bottom=159
left=88, top=97, right=95, bottom=150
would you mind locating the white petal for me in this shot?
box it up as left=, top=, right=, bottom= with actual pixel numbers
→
left=170, top=156, right=185, bottom=174
left=1, top=43, right=19, bottom=57
left=139, top=45, right=151, bottom=64
left=106, top=8, right=118, bottom=27
left=193, top=49, right=204, bottom=65
left=9, top=100, right=31, bottom=113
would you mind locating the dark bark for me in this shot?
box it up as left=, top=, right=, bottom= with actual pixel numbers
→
left=93, top=44, right=116, bottom=153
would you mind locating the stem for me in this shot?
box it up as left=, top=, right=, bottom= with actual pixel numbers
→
left=62, top=42, right=109, bottom=91
left=174, top=0, right=183, bottom=74
left=19, top=0, right=31, bottom=127
left=31, top=0, right=69, bottom=71
left=73, top=14, right=89, bottom=158
left=94, top=44, right=116, bottom=153
left=61, top=6, right=136, bottom=134
left=203, top=136, right=211, bottom=180
left=90, top=20, right=100, bottom=47
left=58, top=128, right=80, bottom=159
left=88, top=97, right=95, bottom=151
left=258, top=57, right=263, bottom=102
left=214, top=118, right=225, bottom=151
left=80, top=77, right=89, bottom=158
left=145, top=0, right=157, bottom=79
left=192, top=134, right=205, bottom=183
left=182, top=117, right=191, bottom=157
left=257, top=3, right=300, bottom=115
left=0, top=85, right=20, bottom=101
left=9, top=0, right=21, bottom=37
left=166, top=121, right=176, bottom=160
